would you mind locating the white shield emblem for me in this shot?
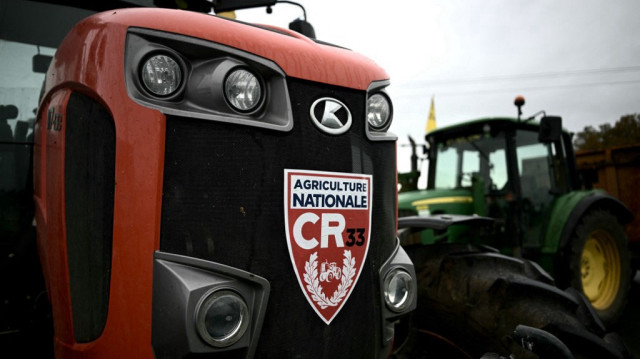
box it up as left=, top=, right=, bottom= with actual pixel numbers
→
left=284, top=169, right=372, bottom=324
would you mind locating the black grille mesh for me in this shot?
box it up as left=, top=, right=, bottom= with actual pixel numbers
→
left=160, top=78, right=396, bottom=357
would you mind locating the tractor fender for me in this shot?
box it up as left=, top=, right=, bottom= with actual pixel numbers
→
left=543, top=190, right=633, bottom=254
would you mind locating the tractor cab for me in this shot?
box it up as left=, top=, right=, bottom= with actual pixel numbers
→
left=399, top=109, right=578, bottom=257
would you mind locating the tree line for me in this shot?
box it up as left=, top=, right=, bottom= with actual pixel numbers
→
left=573, top=114, right=640, bottom=151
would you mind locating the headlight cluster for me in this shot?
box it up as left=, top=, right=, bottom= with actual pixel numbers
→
left=139, top=52, right=264, bottom=114
left=126, top=29, right=292, bottom=131
left=128, top=29, right=397, bottom=138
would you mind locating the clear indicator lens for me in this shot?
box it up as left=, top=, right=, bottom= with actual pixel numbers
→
left=197, top=290, right=249, bottom=347
left=384, top=269, right=413, bottom=312
left=224, top=69, right=262, bottom=112
left=367, top=93, right=391, bottom=130
left=141, top=54, right=182, bottom=96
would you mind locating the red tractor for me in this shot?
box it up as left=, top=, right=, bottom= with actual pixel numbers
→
left=4, top=0, right=415, bottom=357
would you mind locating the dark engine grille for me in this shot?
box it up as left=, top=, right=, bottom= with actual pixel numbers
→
left=160, top=78, right=397, bottom=357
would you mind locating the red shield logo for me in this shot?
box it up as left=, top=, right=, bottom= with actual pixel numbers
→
left=284, top=169, right=372, bottom=324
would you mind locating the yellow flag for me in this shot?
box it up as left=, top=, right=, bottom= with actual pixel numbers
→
left=426, top=95, right=436, bottom=133
left=217, top=11, right=237, bottom=19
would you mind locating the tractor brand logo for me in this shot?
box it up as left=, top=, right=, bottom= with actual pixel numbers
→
left=284, top=169, right=372, bottom=324
left=310, top=97, right=352, bottom=135
left=46, top=108, right=62, bottom=132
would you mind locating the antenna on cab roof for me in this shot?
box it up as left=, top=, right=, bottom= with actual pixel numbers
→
left=514, top=95, right=525, bottom=121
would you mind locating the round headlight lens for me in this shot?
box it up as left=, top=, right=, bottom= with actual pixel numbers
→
left=141, top=54, right=183, bottom=96
left=383, top=268, right=413, bottom=312
left=196, top=290, right=250, bottom=348
left=224, top=68, right=262, bottom=112
left=367, top=93, right=392, bottom=131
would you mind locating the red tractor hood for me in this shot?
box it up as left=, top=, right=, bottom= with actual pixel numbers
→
left=68, top=8, right=388, bottom=91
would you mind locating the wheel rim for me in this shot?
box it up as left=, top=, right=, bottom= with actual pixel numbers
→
left=580, top=229, right=620, bottom=310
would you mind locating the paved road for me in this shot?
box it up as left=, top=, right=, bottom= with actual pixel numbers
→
left=619, top=271, right=640, bottom=357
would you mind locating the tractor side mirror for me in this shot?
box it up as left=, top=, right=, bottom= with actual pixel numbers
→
left=0, top=105, right=19, bottom=121
left=289, top=18, right=316, bottom=39
left=33, top=54, right=53, bottom=74
left=539, top=116, right=562, bottom=143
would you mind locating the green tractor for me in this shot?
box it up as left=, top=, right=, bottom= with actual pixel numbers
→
left=398, top=97, right=633, bottom=328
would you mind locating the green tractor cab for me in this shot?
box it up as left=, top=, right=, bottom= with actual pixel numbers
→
left=398, top=104, right=633, bottom=327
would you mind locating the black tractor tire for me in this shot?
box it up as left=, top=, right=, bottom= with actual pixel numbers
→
left=557, top=209, right=631, bottom=328
left=395, top=243, right=632, bottom=359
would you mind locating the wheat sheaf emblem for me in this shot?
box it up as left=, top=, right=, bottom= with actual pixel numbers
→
left=303, top=250, right=356, bottom=309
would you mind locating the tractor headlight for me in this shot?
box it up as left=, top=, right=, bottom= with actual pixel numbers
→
left=196, top=289, right=250, bottom=348
left=126, top=30, right=293, bottom=131
left=383, top=268, right=414, bottom=313
left=140, top=54, right=183, bottom=97
left=152, top=252, right=269, bottom=357
left=378, top=243, right=416, bottom=347
left=367, top=93, right=392, bottom=131
left=224, top=68, right=263, bottom=112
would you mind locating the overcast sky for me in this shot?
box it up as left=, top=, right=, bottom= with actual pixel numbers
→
left=235, top=1, right=640, bottom=172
